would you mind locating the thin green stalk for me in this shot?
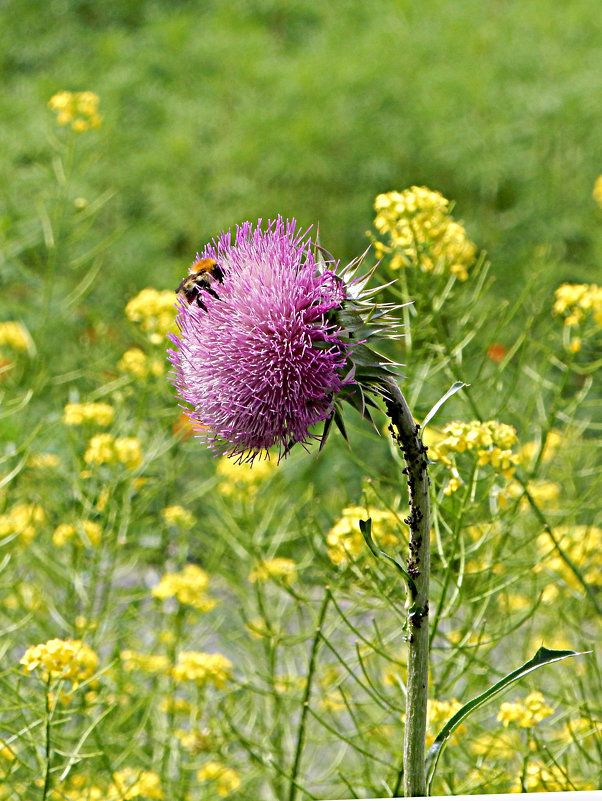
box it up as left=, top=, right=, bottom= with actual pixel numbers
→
left=288, top=588, right=330, bottom=801
left=41, top=675, right=52, bottom=801
left=381, top=378, right=431, bottom=798
left=428, top=459, right=479, bottom=646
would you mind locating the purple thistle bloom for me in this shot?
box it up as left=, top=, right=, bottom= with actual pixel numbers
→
left=168, top=217, right=353, bottom=463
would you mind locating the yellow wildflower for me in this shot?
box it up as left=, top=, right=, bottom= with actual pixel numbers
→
left=497, top=691, right=554, bottom=728
left=0, top=321, right=30, bottom=351
left=159, top=696, right=194, bottom=715
left=0, top=740, right=16, bottom=761
left=175, top=727, right=214, bottom=754
left=120, top=650, right=170, bottom=674
left=372, top=187, right=477, bottom=280
left=429, top=420, right=520, bottom=481
left=535, top=524, right=601, bottom=591
left=511, top=760, right=583, bottom=793
left=125, top=288, right=176, bottom=344
left=470, top=729, right=521, bottom=760
left=216, top=455, right=276, bottom=498
left=27, top=452, right=60, bottom=469
left=172, top=651, right=232, bottom=688
left=0, top=503, right=45, bottom=544
left=425, top=698, right=465, bottom=748
left=245, top=616, right=280, bottom=640
left=53, top=520, right=101, bottom=548
left=52, top=523, right=76, bottom=547
left=559, top=716, right=602, bottom=744
left=248, top=557, right=297, bottom=584
left=48, top=91, right=102, bottom=132
left=118, top=347, right=149, bottom=378
left=197, top=762, right=241, bottom=797
left=497, top=700, right=524, bottom=727
left=161, top=505, right=195, bottom=528
left=326, top=505, right=402, bottom=566
left=84, top=434, right=143, bottom=470
left=553, top=283, right=602, bottom=330
left=64, top=402, right=114, bottom=426
left=518, top=430, right=562, bottom=465
left=114, top=437, right=143, bottom=469
left=84, top=433, right=116, bottom=465
left=593, top=175, right=602, bottom=207
left=50, top=778, right=105, bottom=801
left=152, top=564, right=216, bottom=611
left=443, top=476, right=462, bottom=495
left=20, top=638, right=98, bottom=686
left=108, top=768, right=163, bottom=800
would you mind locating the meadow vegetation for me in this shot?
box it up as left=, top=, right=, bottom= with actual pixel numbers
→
left=1, top=1, right=601, bottom=799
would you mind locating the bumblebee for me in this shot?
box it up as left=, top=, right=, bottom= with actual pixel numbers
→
left=176, top=257, right=224, bottom=309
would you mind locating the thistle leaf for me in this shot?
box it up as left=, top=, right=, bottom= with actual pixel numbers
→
left=421, top=381, right=469, bottom=430
left=425, top=646, right=588, bottom=793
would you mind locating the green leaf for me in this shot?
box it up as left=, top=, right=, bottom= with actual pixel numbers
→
left=425, top=646, right=588, bottom=793
left=359, top=519, right=416, bottom=595
left=421, top=381, right=469, bottom=431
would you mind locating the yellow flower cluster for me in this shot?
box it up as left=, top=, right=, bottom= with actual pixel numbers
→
left=559, top=715, right=602, bottom=744
left=108, top=769, right=163, bottom=800
left=248, top=557, right=297, bottom=584
left=593, top=175, right=602, bottom=208
left=125, top=288, right=177, bottom=345
left=27, top=452, right=60, bottom=469
left=64, top=402, right=114, bottom=426
left=518, top=430, right=562, bottom=466
left=50, top=777, right=104, bottom=801
left=553, top=283, right=602, bottom=326
left=372, top=187, right=477, bottom=280
left=425, top=698, right=465, bottom=748
left=48, top=91, right=102, bottom=132
left=0, top=321, right=30, bottom=351
left=0, top=739, right=16, bottom=762
left=120, top=650, right=170, bottom=674
left=498, top=478, right=561, bottom=510
left=326, top=505, right=401, bottom=566
left=497, top=691, right=554, bottom=728
left=0, top=503, right=45, bottom=545
left=427, top=420, right=520, bottom=490
left=469, top=729, right=520, bottom=760
left=535, top=525, right=601, bottom=590
left=553, top=283, right=602, bottom=351
left=118, top=347, right=165, bottom=379
left=20, top=638, right=98, bottom=686
left=216, top=455, right=276, bottom=498
left=172, top=651, right=232, bottom=688
left=84, top=433, right=143, bottom=470
left=197, top=762, right=241, bottom=797
left=175, top=727, right=214, bottom=754
left=53, top=520, right=102, bottom=548
left=152, top=564, right=216, bottom=611
left=511, top=760, right=592, bottom=793
left=161, top=505, right=196, bottom=528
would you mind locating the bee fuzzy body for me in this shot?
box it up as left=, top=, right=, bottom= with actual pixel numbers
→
left=176, top=257, right=224, bottom=309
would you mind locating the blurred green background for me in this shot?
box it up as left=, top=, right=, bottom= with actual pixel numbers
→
left=3, top=0, right=602, bottom=304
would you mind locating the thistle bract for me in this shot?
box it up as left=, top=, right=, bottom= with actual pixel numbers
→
left=168, top=217, right=401, bottom=463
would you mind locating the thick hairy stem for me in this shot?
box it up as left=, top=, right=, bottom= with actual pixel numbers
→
left=383, top=377, right=431, bottom=798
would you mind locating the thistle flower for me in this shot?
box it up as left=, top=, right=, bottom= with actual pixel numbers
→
left=168, top=217, right=400, bottom=463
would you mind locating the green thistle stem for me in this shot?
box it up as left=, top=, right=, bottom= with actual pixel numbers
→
left=382, top=377, right=431, bottom=797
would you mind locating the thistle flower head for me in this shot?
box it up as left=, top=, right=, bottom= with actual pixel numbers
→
left=168, top=217, right=400, bottom=463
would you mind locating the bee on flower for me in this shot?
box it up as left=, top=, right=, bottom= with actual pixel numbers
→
left=168, top=216, right=402, bottom=464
